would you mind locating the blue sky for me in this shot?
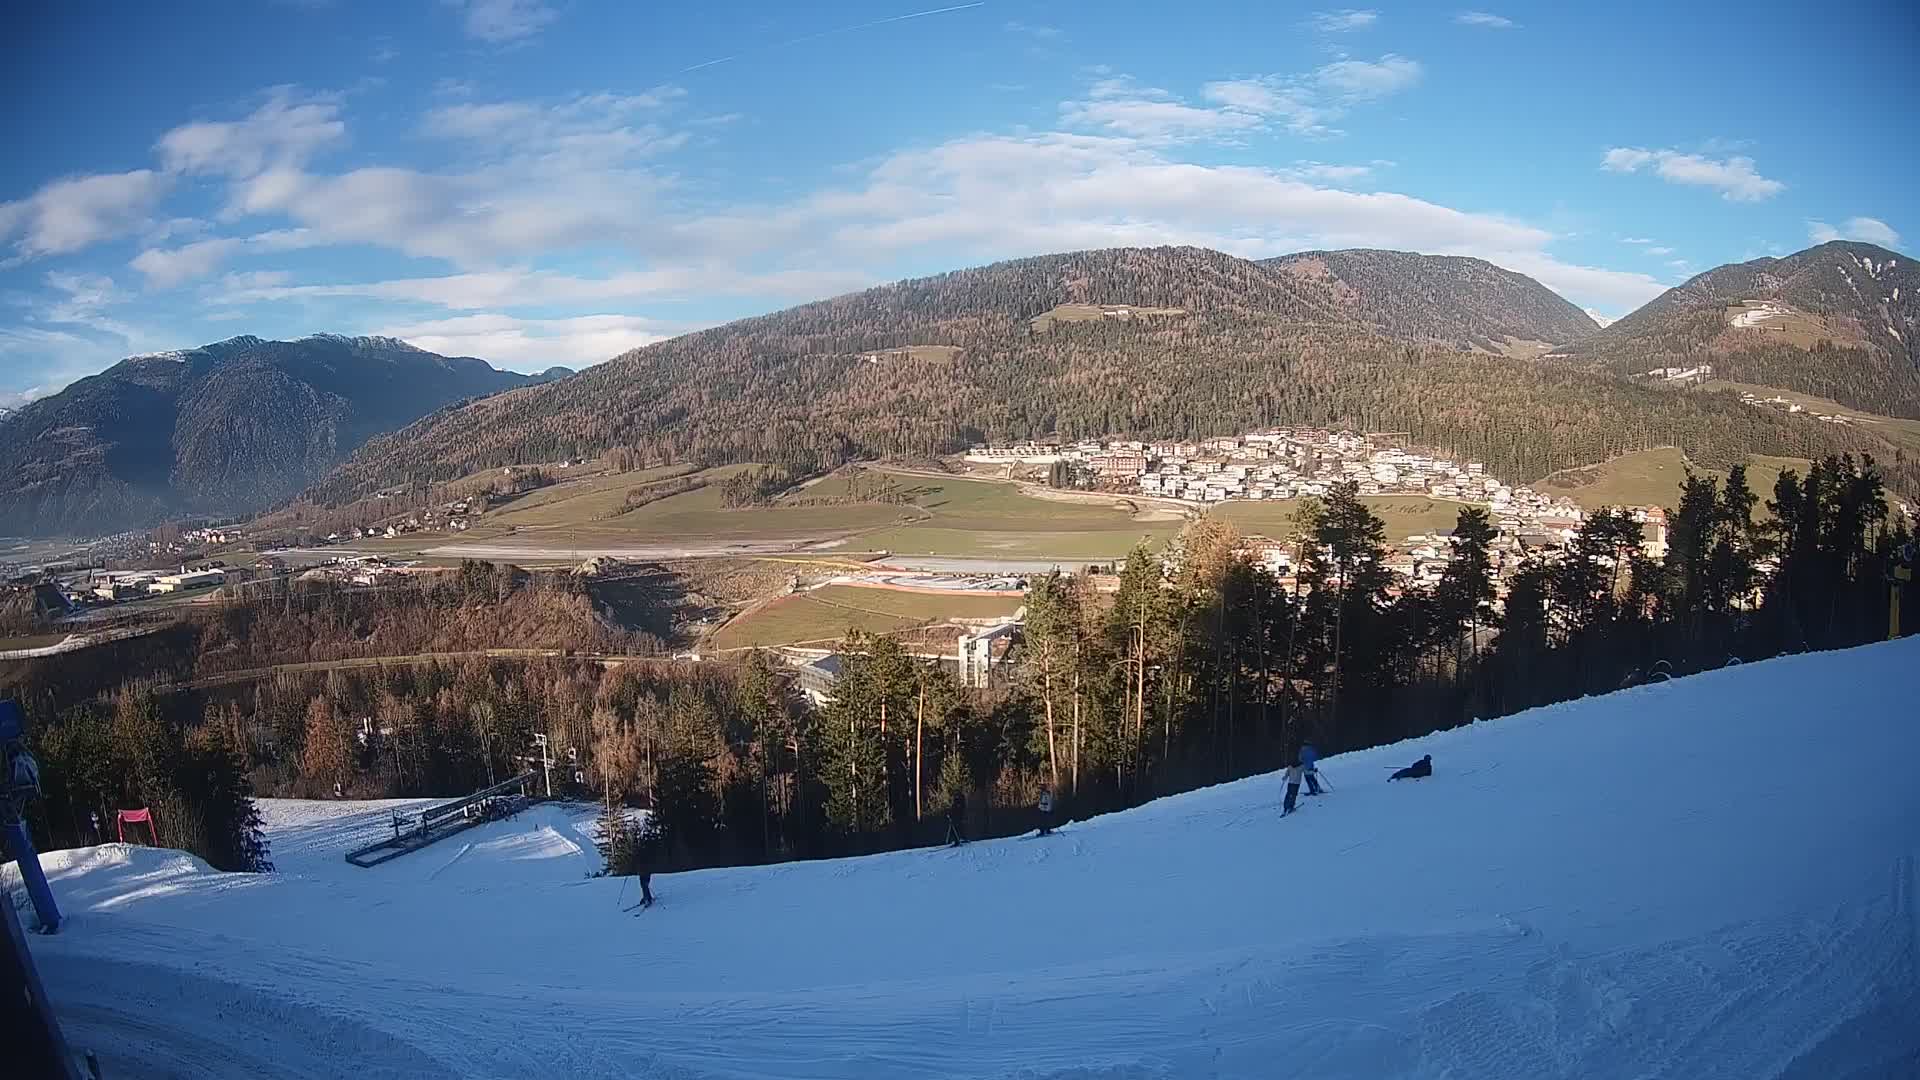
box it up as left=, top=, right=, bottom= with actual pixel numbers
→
left=3, top=1, right=1915, bottom=404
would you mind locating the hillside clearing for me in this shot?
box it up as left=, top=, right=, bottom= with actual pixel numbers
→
left=709, top=583, right=1024, bottom=649
left=1535, top=447, right=1810, bottom=511
left=1213, top=496, right=1471, bottom=542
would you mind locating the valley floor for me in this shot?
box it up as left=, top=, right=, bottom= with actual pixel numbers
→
left=12, top=642, right=1920, bottom=1079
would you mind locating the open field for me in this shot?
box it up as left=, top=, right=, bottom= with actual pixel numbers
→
left=425, top=466, right=915, bottom=552
left=1704, top=380, right=1920, bottom=454
left=392, top=466, right=1183, bottom=563
left=1536, top=447, right=1810, bottom=513
left=1212, top=496, right=1472, bottom=543
left=808, top=584, right=1024, bottom=621
left=843, top=471, right=1180, bottom=558
left=708, top=594, right=916, bottom=649
left=482, top=464, right=698, bottom=526
left=708, top=583, right=1024, bottom=650
left=1718, top=301, right=1836, bottom=350
left=1029, top=302, right=1186, bottom=333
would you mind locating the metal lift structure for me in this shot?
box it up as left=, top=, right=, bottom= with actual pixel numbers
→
left=343, top=771, right=538, bottom=868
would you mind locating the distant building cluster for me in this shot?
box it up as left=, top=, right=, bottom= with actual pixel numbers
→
left=1736, top=390, right=1858, bottom=425
left=139, top=526, right=239, bottom=561
left=296, top=555, right=401, bottom=587
left=1633, top=364, right=1714, bottom=384
left=326, top=498, right=475, bottom=544
left=970, top=428, right=1674, bottom=585
left=61, top=564, right=233, bottom=606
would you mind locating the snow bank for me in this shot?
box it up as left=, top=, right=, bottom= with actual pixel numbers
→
left=20, top=640, right=1920, bottom=1078
left=1729, top=299, right=1792, bottom=328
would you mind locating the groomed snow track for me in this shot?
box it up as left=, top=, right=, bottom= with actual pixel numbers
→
left=11, top=640, right=1920, bottom=1079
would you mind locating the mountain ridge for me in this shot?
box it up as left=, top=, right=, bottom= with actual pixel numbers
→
left=1567, top=240, right=1920, bottom=417
left=1263, top=248, right=1600, bottom=353
left=312, top=243, right=1920, bottom=506
left=0, top=334, right=547, bottom=536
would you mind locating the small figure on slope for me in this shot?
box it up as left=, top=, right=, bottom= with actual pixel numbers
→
left=1389, top=754, right=1433, bottom=782
left=1282, top=760, right=1305, bottom=815
left=946, top=789, right=968, bottom=846
left=635, top=814, right=661, bottom=908
left=1300, top=741, right=1325, bottom=796
left=1036, top=786, right=1056, bottom=836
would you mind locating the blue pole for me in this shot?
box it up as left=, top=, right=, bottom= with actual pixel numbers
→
left=3, top=820, right=61, bottom=933
left=1, top=699, right=61, bottom=932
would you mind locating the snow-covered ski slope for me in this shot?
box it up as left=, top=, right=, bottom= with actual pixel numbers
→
left=13, top=640, right=1920, bottom=1079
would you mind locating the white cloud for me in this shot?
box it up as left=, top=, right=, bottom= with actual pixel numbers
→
left=1455, top=12, right=1517, bottom=29
left=1193, top=55, right=1419, bottom=139
left=216, top=265, right=874, bottom=309
left=420, top=89, right=687, bottom=167
left=221, top=162, right=681, bottom=266
left=42, top=271, right=124, bottom=324
left=1199, top=80, right=1330, bottom=136
left=196, top=90, right=700, bottom=267
left=1600, top=148, right=1654, bottom=172
left=1475, top=251, right=1668, bottom=313
left=1060, top=98, right=1264, bottom=141
left=1314, top=54, right=1422, bottom=100
left=131, top=238, right=242, bottom=287
left=1288, top=161, right=1377, bottom=183
left=445, top=0, right=557, bottom=44
left=1087, top=75, right=1171, bottom=101
left=1310, top=10, right=1378, bottom=32
left=157, top=89, right=346, bottom=177
left=1645, top=246, right=1673, bottom=256
left=0, top=274, right=169, bottom=397
left=1602, top=147, right=1784, bottom=201
left=1003, top=20, right=1062, bottom=39
left=0, top=386, right=47, bottom=410
left=1807, top=217, right=1901, bottom=248
left=1620, top=236, right=1654, bottom=245
left=0, top=170, right=171, bottom=257
left=756, top=131, right=1664, bottom=311
left=375, top=314, right=680, bottom=370
left=129, top=228, right=320, bottom=287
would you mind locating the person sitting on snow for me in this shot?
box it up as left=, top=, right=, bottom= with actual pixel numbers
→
left=1389, top=754, right=1432, bottom=781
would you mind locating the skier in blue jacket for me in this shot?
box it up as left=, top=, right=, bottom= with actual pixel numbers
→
left=1300, top=742, right=1324, bottom=796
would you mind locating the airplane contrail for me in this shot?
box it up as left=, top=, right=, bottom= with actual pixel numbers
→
left=678, top=2, right=987, bottom=74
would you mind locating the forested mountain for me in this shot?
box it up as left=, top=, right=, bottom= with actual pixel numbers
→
left=1567, top=241, right=1920, bottom=417
left=0, top=334, right=545, bottom=536
left=1264, top=249, right=1599, bottom=352
left=315, top=245, right=1920, bottom=505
